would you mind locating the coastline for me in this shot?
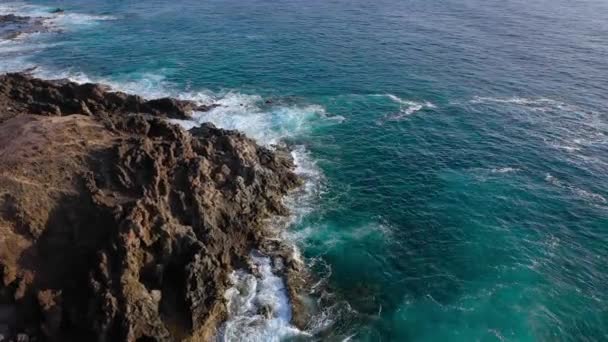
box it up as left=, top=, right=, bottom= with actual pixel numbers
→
left=2, top=0, right=607, bottom=340
left=0, top=3, right=338, bottom=341
left=0, top=71, right=312, bottom=341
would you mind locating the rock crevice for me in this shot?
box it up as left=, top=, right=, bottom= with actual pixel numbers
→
left=0, top=73, right=301, bottom=341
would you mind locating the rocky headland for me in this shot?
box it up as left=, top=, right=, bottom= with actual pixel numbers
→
left=0, top=73, right=305, bottom=341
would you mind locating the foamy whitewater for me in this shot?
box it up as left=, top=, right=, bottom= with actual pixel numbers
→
left=219, top=252, right=309, bottom=342
left=2, top=0, right=608, bottom=340
left=0, top=3, right=332, bottom=338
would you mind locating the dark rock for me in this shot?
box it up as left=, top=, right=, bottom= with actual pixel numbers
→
left=0, top=14, right=48, bottom=40
left=0, top=14, right=30, bottom=24
left=0, top=73, right=213, bottom=121
left=144, top=97, right=198, bottom=119
left=0, top=74, right=302, bottom=341
left=19, top=66, right=38, bottom=75
left=195, top=103, right=220, bottom=112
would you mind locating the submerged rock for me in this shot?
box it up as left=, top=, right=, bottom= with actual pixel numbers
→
left=0, top=14, right=47, bottom=40
left=0, top=73, right=302, bottom=341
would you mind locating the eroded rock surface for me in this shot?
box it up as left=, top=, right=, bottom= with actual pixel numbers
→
left=0, top=73, right=214, bottom=123
left=0, top=73, right=301, bottom=341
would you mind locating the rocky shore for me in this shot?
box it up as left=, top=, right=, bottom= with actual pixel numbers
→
left=0, top=14, right=49, bottom=41
left=0, top=73, right=305, bottom=341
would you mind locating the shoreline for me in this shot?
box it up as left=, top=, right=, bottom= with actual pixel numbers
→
left=0, top=72, right=313, bottom=341
left=0, top=5, right=329, bottom=341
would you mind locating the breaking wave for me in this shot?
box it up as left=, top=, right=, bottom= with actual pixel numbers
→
left=0, top=1, right=116, bottom=28
left=219, top=252, right=310, bottom=342
left=0, top=5, right=336, bottom=340
left=385, top=94, right=436, bottom=116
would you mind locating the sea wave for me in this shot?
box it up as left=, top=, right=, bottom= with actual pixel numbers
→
left=179, top=89, right=338, bottom=340
left=0, top=1, right=115, bottom=18
left=0, top=2, right=118, bottom=74
left=0, top=1, right=116, bottom=28
left=545, top=173, right=607, bottom=205
left=0, top=5, right=334, bottom=339
left=372, top=94, right=436, bottom=122
left=0, top=2, right=49, bottom=17
left=385, top=94, right=436, bottom=115
left=185, top=95, right=332, bottom=146
left=468, top=95, right=608, bottom=172
left=47, top=69, right=331, bottom=338
left=490, top=167, right=520, bottom=174
left=43, top=67, right=332, bottom=342
left=182, top=90, right=331, bottom=340
left=219, top=252, right=310, bottom=342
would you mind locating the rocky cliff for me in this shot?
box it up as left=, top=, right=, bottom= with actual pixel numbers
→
left=0, top=73, right=302, bottom=341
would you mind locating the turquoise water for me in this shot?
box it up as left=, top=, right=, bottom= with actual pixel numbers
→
left=2, top=0, right=608, bottom=340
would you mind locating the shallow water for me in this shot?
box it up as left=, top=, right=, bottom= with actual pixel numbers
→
left=1, top=0, right=608, bottom=340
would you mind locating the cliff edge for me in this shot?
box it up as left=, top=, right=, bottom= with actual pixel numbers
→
left=0, top=73, right=301, bottom=341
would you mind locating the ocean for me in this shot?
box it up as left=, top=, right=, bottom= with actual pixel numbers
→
left=1, top=0, right=607, bottom=340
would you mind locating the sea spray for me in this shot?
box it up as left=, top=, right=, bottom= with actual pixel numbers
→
left=219, top=252, right=309, bottom=342
left=0, top=1, right=120, bottom=75
left=1, top=6, right=334, bottom=336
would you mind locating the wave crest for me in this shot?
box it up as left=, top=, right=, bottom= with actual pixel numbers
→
left=219, top=252, right=310, bottom=342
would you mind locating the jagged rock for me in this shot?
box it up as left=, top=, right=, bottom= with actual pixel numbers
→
left=0, top=73, right=202, bottom=122
left=0, top=74, right=302, bottom=341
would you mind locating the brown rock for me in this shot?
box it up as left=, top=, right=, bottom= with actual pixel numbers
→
left=0, top=74, right=302, bottom=341
left=0, top=73, right=205, bottom=122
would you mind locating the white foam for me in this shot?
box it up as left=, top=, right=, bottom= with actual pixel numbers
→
left=286, top=146, right=325, bottom=220
left=32, top=69, right=174, bottom=99
left=47, top=12, right=116, bottom=27
left=0, top=2, right=50, bottom=17
left=0, top=2, right=53, bottom=72
left=189, top=96, right=330, bottom=146
left=0, top=1, right=116, bottom=29
left=490, top=167, right=520, bottom=174
left=183, top=89, right=333, bottom=340
left=219, top=252, right=310, bottom=342
left=1, top=5, right=333, bottom=335
left=4, top=65, right=330, bottom=337
left=36, top=68, right=330, bottom=338
left=372, top=94, right=436, bottom=122
left=0, top=2, right=119, bottom=75
left=385, top=94, right=436, bottom=114
left=41, top=67, right=332, bottom=240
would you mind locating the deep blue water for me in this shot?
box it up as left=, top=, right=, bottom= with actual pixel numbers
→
left=1, top=0, right=608, bottom=340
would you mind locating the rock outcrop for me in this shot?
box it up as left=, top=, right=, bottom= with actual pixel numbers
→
left=0, top=74, right=216, bottom=123
left=0, top=14, right=47, bottom=40
left=0, top=73, right=301, bottom=341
